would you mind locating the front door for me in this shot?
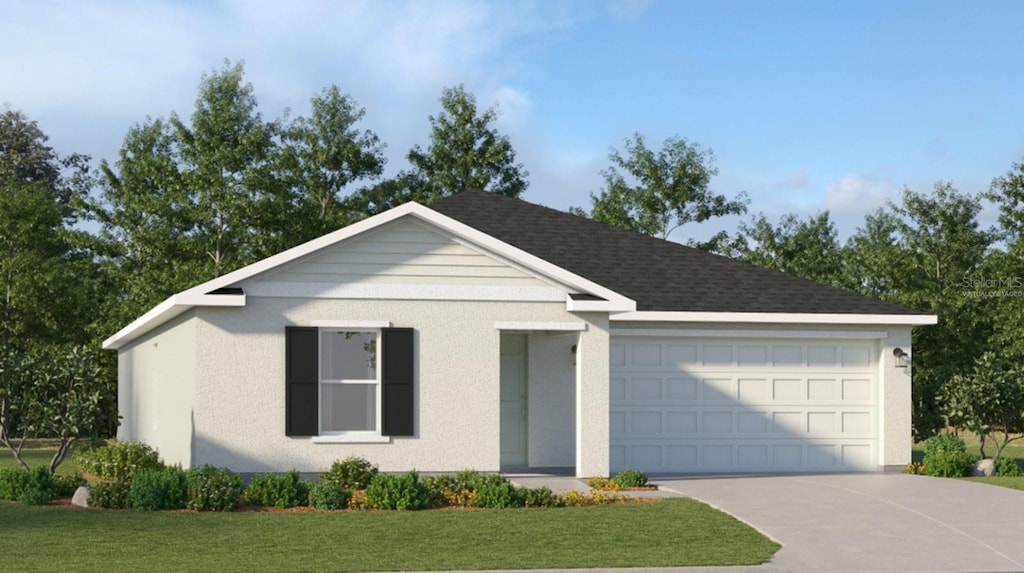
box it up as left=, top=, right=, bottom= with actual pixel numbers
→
left=500, top=333, right=528, bottom=468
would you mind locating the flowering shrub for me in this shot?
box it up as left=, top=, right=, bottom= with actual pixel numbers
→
left=560, top=489, right=626, bottom=507
left=186, top=465, right=243, bottom=511
left=903, top=461, right=925, bottom=475
left=77, top=441, right=163, bottom=482
left=322, top=457, right=378, bottom=490
left=522, top=486, right=558, bottom=507
left=585, top=477, right=621, bottom=491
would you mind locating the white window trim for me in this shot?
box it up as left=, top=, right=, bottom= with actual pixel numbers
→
left=312, top=319, right=392, bottom=329
left=318, top=328, right=383, bottom=439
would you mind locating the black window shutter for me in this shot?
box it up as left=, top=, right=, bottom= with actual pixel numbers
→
left=285, top=326, right=319, bottom=436
left=382, top=327, right=414, bottom=436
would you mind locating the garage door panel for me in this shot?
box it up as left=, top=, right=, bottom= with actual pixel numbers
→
left=611, top=336, right=879, bottom=473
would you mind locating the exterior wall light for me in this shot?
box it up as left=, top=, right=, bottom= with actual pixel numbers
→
left=893, top=347, right=909, bottom=368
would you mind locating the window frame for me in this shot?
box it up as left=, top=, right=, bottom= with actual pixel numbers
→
left=317, top=328, right=382, bottom=438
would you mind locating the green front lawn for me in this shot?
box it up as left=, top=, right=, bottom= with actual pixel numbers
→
left=0, top=499, right=779, bottom=572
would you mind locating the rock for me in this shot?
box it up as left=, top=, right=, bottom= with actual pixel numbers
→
left=72, top=485, right=91, bottom=508
left=973, top=459, right=995, bottom=477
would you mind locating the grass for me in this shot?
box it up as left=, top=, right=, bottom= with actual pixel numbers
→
left=0, top=499, right=779, bottom=572
left=0, top=445, right=779, bottom=571
left=0, top=442, right=78, bottom=475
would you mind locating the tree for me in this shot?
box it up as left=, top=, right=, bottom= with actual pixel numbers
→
left=571, top=133, right=747, bottom=249
left=97, top=63, right=392, bottom=331
left=0, top=110, right=96, bottom=355
left=0, top=346, right=111, bottom=473
left=726, top=211, right=846, bottom=286
left=277, top=86, right=386, bottom=241
left=983, top=159, right=1024, bottom=360
left=354, top=85, right=528, bottom=214
left=940, top=352, right=1024, bottom=461
left=845, top=182, right=995, bottom=439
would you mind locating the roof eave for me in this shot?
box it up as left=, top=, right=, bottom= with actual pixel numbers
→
left=610, top=311, right=938, bottom=326
left=101, top=293, right=246, bottom=350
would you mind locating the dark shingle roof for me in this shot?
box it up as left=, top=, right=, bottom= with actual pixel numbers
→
left=431, top=190, right=925, bottom=315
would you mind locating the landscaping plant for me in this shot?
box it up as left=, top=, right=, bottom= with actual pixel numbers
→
left=995, top=456, right=1022, bottom=477
left=128, top=466, right=188, bottom=511
left=922, top=434, right=975, bottom=477
left=364, top=471, right=430, bottom=510
left=614, top=469, right=649, bottom=488
left=0, top=466, right=55, bottom=501
left=77, top=440, right=163, bottom=481
left=185, top=465, right=243, bottom=512
left=322, top=457, right=378, bottom=490
left=90, top=480, right=132, bottom=509
left=244, top=470, right=310, bottom=508
left=307, top=480, right=350, bottom=510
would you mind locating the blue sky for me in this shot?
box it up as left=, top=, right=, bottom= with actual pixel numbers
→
left=3, top=0, right=1022, bottom=241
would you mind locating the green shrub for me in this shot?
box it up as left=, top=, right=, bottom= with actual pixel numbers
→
left=53, top=473, right=87, bottom=497
left=77, top=441, right=163, bottom=481
left=128, top=466, right=188, bottom=511
left=453, top=469, right=506, bottom=491
left=522, top=486, right=558, bottom=508
left=90, top=480, right=132, bottom=509
left=421, top=474, right=457, bottom=507
left=18, top=487, right=53, bottom=506
left=0, top=467, right=55, bottom=501
left=244, top=471, right=309, bottom=508
left=995, top=456, right=1022, bottom=477
left=923, top=433, right=967, bottom=457
left=0, top=467, right=32, bottom=500
left=365, top=471, right=429, bottom=510
left=473, top=480, right=525, bottom=508
left=307, top=480, right=350, bottom=510
left=322, top=457, right=378, bottom=490
left=186, top=465, right=243, bottom=512
left=922, top=434, right=974, bottom=477
left=614, top=469, right=648, bottom=488
left=923, top=451, right=975, bottom=477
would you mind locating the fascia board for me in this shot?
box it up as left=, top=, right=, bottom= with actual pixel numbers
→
left=611, top=311, right=938, bottom=326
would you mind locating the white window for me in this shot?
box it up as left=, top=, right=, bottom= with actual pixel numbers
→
left=319, top=330, right=380, bottom=435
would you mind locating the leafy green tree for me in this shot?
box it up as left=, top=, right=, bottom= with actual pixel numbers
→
left=355, top=85, right=528, bottom=213
left=726, top=211, right=846, bottom=286
left=983, top=159, right=1024, bottom=359
left=0, top=110, right=96, bottom=354
left=940, top=352, right=1024, bottom=460
left=0, top=346, right=111, bottom=473
left=277, top=86, right=386, bottom=240
left=845, top=182, right=995, bottom=439
left=571, top=133, right=747, bottom=249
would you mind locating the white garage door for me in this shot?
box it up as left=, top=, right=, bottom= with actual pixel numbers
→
left=610, top=337, right=879, bottom=473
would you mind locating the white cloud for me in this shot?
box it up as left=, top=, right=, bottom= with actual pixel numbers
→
left=824, top=174, right=897, bottom=213
left=779, top=170, right=809, bottom=190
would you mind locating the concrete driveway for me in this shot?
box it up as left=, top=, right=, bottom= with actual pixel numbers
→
left=659, top=473, right=1024, bottom=573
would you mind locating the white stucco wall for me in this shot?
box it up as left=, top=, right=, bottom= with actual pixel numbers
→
left=611, top=321, right=918, bottom=470
left=576, top=312, right=611, bottom=477
left=192, top=297, right=607, bottom=473
left=526, top=333, right=576, bottom=467
left=880, top=325, right=913, bottom=467
left=116, top=311, right=196, bottom=467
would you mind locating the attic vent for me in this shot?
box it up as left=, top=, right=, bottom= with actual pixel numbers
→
left=208, top=287, right=244, bottom=295
left=569, top=293, right=606, bottom=301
